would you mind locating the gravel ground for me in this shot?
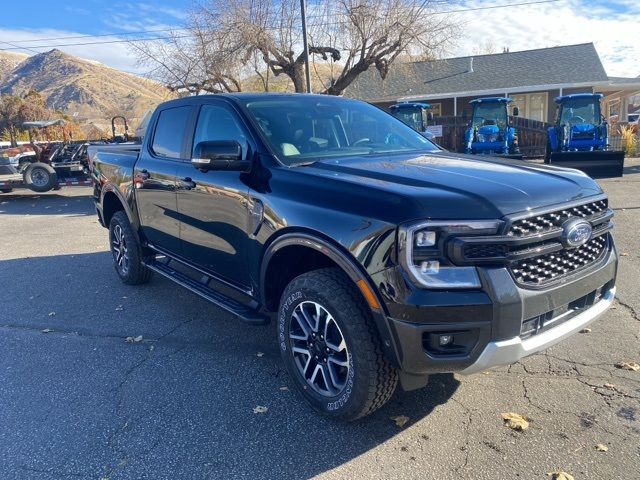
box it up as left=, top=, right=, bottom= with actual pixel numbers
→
left=0, top=160, right=638, bottom=480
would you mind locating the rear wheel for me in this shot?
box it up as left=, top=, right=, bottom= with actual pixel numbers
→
left=108, top=211, right=153, bottom=285
left=23, top=162, right=57, bottom=192
left=278, top=268, right=397, bottom=421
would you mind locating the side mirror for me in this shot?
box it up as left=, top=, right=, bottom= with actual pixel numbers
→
left=513, top=107, right=519, bottom=117
left=191, top=140, right=250, bottom=171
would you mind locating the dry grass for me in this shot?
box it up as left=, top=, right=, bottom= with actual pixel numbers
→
left=619, top=124, right=638, bottom=156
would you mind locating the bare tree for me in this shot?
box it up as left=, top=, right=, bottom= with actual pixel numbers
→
left=132, top=0, right=458, bottom=95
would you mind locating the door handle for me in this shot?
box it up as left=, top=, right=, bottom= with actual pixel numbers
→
left=180, top=177, right=197, bottom=190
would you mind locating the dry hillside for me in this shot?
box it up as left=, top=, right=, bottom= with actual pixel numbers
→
left=0, top=51, right=28, bottom=83
left=0, top=49, right=173, bottom=126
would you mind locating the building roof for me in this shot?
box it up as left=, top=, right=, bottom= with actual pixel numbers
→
left=345, top=43, right=610, bottom=103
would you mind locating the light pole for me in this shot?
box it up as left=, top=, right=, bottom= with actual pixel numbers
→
left=300, top=0, right=312, bottom=93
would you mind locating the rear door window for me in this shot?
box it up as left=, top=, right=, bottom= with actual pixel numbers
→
left=151, top=106, right=191, bottom=158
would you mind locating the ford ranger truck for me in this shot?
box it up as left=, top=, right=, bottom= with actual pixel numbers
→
left=90, top=94, right=617, bottom=421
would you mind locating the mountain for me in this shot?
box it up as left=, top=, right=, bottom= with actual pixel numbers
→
left=0, top=52, right=28, bottom=82
left=0, top=49, right=172, bottom=126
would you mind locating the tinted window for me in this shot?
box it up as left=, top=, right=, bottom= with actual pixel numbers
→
left=152, top=106, right=191, bottom=158
left=192, top=104, right=249, bottom=158
left=242, top=97, right=437, bottom=166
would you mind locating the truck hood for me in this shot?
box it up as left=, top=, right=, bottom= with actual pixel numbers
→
left=299, top=150, right=603, bottom=220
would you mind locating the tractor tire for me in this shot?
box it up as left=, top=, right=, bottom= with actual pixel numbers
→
left=278, top=267, right=398, bottom=421
left=108, top=211, right=153, bottom=285
left=544, top=140, right=552, bottom=163
left=23, top=162, right=57, bottom=192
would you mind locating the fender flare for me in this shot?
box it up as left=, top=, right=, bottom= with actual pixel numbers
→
left=100, top=183, right=138, bottom=228
left=260, top=232, right=402, bottom=369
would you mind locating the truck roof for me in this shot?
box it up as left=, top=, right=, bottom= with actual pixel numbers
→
left=554, top=93, right=603, bottom=103
left=389, top=102, right=432, bottom=110
left=469, top=97, right=512, bottom=105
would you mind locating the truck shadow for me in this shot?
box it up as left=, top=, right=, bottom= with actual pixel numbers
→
left=0, top=252, right=460, bottom=479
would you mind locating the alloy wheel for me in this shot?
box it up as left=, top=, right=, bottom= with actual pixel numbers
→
left=289, top=301, right=350, bottom=397
left=112, top=224, right=129, bottom=275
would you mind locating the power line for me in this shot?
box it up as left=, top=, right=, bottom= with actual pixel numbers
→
left=0, top=0, right=562, bottom=52
left=2, top=27, right=190, bottom=44
left=0, top=34, right=191, bottom=51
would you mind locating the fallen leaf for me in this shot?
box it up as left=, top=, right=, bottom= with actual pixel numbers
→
left=615, top=361, right=640, bottom=371
left=548, top=471, right=575, bottom=480
left=501, top=412, right=529, bottom=431
left=595, top=443, right=608, bottom=452
left=253, top=406, right=268, bottom=414
left=41, top=328, right=53, bottom=333
left=391, top=415, right=410, bottom=428
left=603, top=383, right=616, bottom=390
left=256, top=352, right=265, bottom=357
left=579, top=327, right=592, bottom=333
left=48, top=311, right=56, bottom=316
left=279, top=386, right=289, bottom=391
left=115, top=305, right=124, bottom=311
left=125, top=335, right=143, bottom=343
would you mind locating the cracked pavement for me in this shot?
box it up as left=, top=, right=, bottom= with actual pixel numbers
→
left=1, top=160, right=639, bottom=479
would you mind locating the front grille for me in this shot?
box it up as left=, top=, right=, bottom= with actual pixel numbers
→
left=510, top=235, right=608, bottom=286
left=508, top=199, right=608, bottom=237
left=463, top=243, right=508, bottom=259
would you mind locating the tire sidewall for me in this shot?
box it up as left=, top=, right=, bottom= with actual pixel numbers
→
left=24, top=163, right=57, bottom=192
left=278, top=282, right=369, bottom=419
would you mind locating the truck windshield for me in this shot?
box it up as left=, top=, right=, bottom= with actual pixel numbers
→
left=472, top=103, right=508, bottom=130
left=392, top=108, right=424, bottom=132
left=242, top=97, right=438, bottom=166
left=559, top=98, right=599, bottom=125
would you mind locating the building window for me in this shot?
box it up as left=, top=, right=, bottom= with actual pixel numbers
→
left=511, top=92, right=548, bottom=122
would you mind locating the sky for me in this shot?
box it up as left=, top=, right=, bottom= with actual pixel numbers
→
left=0, top=0, right=638, bottom=78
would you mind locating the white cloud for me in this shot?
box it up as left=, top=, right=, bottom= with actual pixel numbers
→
left=451, top=0, right=640, bottom=77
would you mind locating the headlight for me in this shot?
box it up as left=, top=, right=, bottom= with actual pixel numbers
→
left=399, top=220, right=502, bottom=289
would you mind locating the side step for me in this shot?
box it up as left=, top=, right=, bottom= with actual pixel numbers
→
left=144, top=258, right=270, bottom=325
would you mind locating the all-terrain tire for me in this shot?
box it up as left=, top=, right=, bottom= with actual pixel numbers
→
left=108, top=211, right=153, bottom=285
left=278, top=268, right=397, bottom=421
left=23, top=162, right=57, bottom=192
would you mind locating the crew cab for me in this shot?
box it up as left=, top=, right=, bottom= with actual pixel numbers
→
left=90, top=94, right=617, bottom=420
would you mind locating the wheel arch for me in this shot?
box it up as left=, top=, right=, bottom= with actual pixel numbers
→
left=260, top=230, right=401, bottom=368
left=101, top=185, right=135, bottom=228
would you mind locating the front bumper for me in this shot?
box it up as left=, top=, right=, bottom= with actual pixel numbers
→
left=371, top=241, right=617, bottom=380
left=460, top=286, right=615, bottom=374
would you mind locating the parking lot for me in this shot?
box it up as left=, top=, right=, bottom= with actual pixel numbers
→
left=0, top=161, right=638, bottom=480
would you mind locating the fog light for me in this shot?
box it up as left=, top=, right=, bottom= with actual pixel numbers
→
left=415, top=231, right=436, bottom=247
left=439, top=334, right=454, bottom=346
left=420, top=260, right=440, bottom=274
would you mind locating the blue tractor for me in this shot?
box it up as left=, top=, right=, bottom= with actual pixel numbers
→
left=545, top=93, right=624, bottom=177
left=389, top=102, right=436, bottom=140
left=464, top=97, right=521, bottom=159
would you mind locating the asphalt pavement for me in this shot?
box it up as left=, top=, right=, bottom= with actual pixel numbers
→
left=0, top=161, right=638, bottom=480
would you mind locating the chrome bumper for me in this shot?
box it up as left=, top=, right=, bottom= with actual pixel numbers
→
left=460, top=286, right=616, bottom=375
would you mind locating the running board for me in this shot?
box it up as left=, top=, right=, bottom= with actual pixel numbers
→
left=144, top=258, right=270, bottom=325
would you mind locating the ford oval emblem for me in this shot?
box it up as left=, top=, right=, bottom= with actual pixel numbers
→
left=562, top=219, right=593, bottom=247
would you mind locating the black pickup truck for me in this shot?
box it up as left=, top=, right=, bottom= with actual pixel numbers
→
left=90, top=94, right=617, bottom=420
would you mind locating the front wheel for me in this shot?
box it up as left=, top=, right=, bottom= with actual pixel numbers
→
left=108, top=211, right=153, bottom=285
left=278, top=268, right=397, bottom=421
